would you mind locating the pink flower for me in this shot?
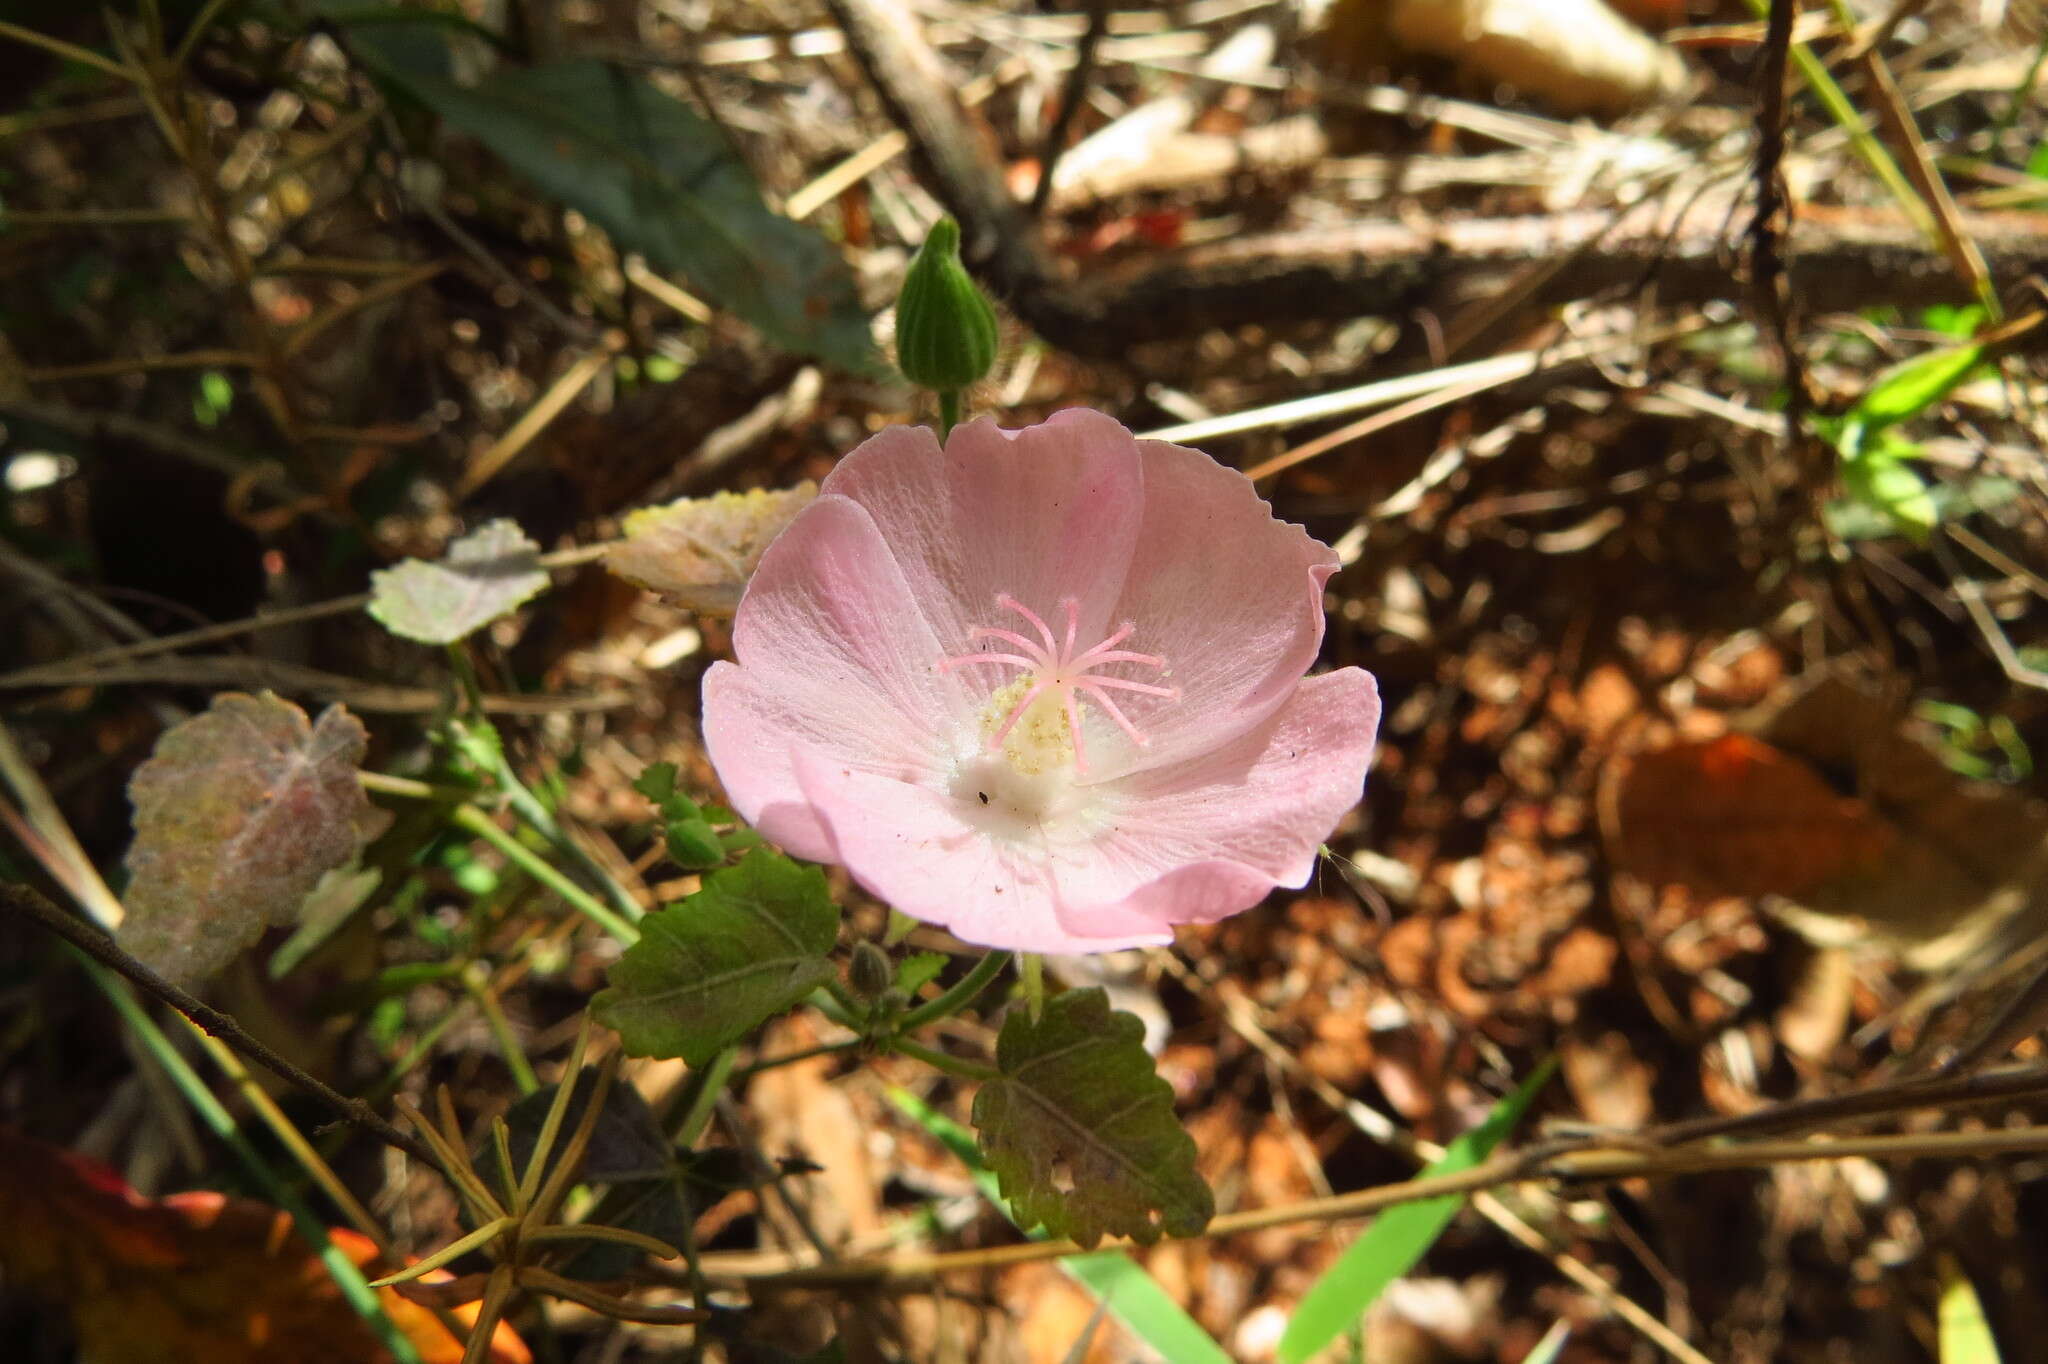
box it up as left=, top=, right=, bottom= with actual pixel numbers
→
left=702, top=410, right=1381, bottom=953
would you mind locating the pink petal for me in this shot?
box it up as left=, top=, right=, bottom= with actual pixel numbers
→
left=1089, top=439, right=1342, bottom=777
left=1049, top=668, right=1382, bottom=934
left=789, top=751, right=1168, bottom=953
left=703, top=494, right=971, bottom=857
left=818, top=411, right=1146, bottom=650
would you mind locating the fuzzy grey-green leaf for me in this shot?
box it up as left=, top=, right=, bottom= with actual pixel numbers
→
left=972, top=987, right=1212, bottom=1248
left=367, top=519, right=549, bottom=644
left=592, top=850, right=840, bottom=1066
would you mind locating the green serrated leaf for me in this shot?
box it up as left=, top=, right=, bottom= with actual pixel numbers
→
left=366, top=519, right=549, bottom=644
left=632, top=762, right=681, bottom=806
left=592, top=850, right=840, bottom=1066
left=1847, top=340, right=1986, bottom=434
left=347, top=48, right=879, bottom=375
left=894, top=951, right=949, bottom=997
left=1277, top=1058, right=1557, bottom=1364
left=972, top=986, right=1212, bottom=1248
left=890, top=1088, right=1231, bottom=1364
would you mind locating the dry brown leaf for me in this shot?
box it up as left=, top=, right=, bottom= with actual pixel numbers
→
left=120, top=693, right=383, bottom=991
left=1386, top=0, right=1687, bottom=117
left=604, top=482, right=817, bottom=616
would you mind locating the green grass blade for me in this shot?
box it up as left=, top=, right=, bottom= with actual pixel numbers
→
left=1523, top=1319, right=1573, bottom=1364
left=888, top=1088, right=1232, bottom=1364
left=1277, top=1058, right=1558, bottom=1364
left=1939, top=1252, right=2003, bottom=1364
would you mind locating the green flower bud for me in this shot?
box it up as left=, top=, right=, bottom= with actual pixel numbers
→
left=848, top=941, right=893, bottom=1001
left=895, top=216, right=999, bottom=395
left=664, top=818, right=724, bottom=871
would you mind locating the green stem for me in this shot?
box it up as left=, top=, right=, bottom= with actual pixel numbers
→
left=450, top=805, right=637, bottom=945
left=85, top=956, right=424, bottom=1364
left=1994, top=24, right=2048, bottom=138
left=731, top=1037, right=864, bottom=1085
left=444, top=643, right=489, bottom=716
left=464, top=962, right=539, bottom=1094
left=474, top=729, right=645, bottom=929
left=366, top=995, right=472, bottom=1105
left=937, top=389, right=960, bottom=442
left=1019, top=952, right=1044, bottom=1023
left=897, top=949, right=1012, bottom=1033
left=889, top=1035, right=1000, bottom=1083
left=673, top=1047, right=739, bottom=1148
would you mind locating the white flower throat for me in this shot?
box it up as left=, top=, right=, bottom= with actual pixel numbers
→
left=939, top=593, right=1178, bottom=780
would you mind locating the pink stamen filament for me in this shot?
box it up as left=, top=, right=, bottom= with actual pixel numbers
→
left=937, top=592, right=1179, bottom=776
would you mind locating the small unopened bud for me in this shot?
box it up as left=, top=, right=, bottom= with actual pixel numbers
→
left=848, top=942, right=893, bottom=1001
left=894, top=216, right=998, bottom=394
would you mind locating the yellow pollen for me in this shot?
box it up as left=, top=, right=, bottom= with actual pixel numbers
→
left=980, top=677, right=1074, bottom=776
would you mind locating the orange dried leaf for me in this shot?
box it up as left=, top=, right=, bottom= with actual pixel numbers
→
left=0, top=1127, right=528, bottom=1364
left=1602, top=733, right=1896, bottom=901
left=120, top=692, right=383, bottom=990
left=1604, top=682, right=2048, bottom=971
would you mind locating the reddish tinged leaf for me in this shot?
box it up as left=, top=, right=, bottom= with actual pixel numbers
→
left=0, top=1127, right=528, bottom=1364
left=120, top=692, right=383, bottom=990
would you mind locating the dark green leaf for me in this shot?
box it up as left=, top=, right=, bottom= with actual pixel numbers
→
left=593, top=850, right=840, bottom=1065
left=499, top=1068, right=673, bottom=1184
left=972, top=987, right=1212, bottom=1248
left=1277, top=1058, right=1557, bottom=1364
left=890, top=1088, right=1231, bottom=1364
left=351, top=52, right=878, bottom=374
left=495, top=1072, right=689, bottom=1279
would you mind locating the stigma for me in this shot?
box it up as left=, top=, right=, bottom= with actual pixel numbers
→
left=939, top=593, right=1178, bottom=777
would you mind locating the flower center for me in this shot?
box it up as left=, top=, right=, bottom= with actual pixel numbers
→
left=939, top=593, right=1178, bottom=778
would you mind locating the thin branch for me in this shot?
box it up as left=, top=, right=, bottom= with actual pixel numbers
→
left=703, top=1124, right=2048, bottom=1286
left=1748, top=0, right=1808, bottom=452
left=1028, top=0, right=1109, bottom=219
left=0, top=882, right=443, bottom=1171
left=0, top=542, right=612, bottom=692
left=22, top=349, right=263, bottom=383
